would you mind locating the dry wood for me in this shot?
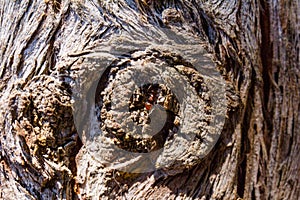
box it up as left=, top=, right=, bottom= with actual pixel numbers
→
left=0, top=0, right=299, bottom=199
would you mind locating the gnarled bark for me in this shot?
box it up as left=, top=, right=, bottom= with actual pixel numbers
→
left=0, top=0, right=299, bottom=199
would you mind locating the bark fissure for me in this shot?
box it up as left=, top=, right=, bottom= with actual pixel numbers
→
left=0, top=0, right=299, bottom=199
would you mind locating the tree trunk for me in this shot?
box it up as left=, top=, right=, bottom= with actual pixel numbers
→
left=0, top=0, right=299, bottom=199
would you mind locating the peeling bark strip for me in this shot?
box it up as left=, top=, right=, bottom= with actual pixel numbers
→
left=0, top=0, right=299, bottom=200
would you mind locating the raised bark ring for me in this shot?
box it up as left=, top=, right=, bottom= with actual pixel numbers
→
left=72, top=28, right=227, bottom=173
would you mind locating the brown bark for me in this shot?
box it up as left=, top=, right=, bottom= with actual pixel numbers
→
left=0, top=0, right=299, bottom=199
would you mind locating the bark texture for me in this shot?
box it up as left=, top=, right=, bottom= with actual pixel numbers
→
left=0, top=0, right=299, bottom=199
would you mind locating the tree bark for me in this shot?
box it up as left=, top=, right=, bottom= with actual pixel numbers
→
left=0, top=0, right=299, bottom=199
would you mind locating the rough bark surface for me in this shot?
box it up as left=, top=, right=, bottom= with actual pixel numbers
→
left=0, top=0, right=299, bottom=200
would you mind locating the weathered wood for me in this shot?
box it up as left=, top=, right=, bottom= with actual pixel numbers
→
left=0, top=0, right=299, bottom=199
